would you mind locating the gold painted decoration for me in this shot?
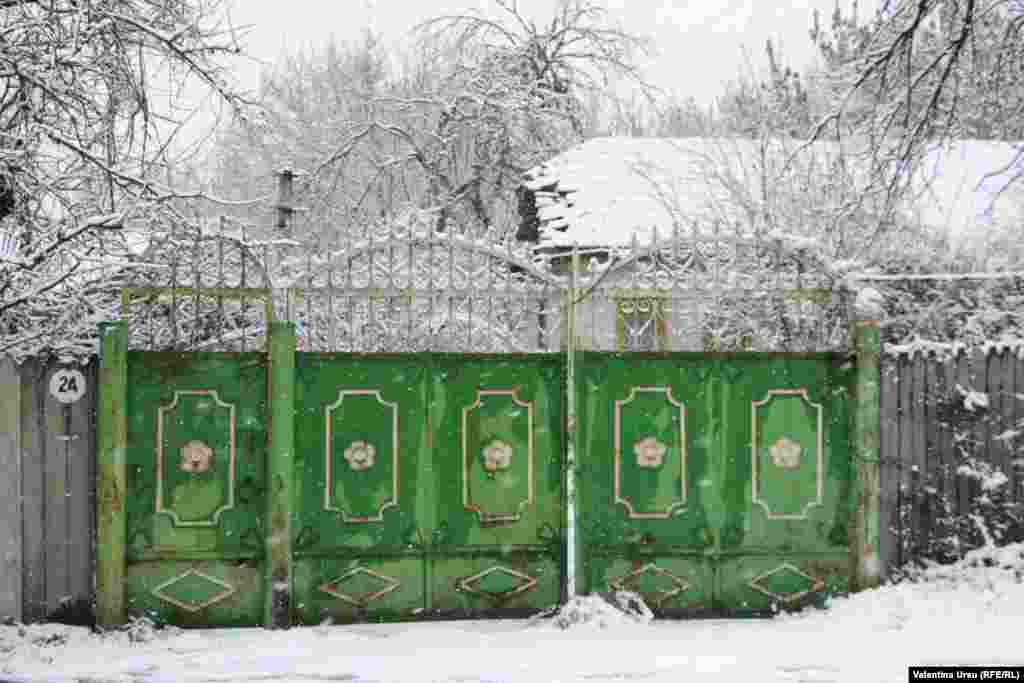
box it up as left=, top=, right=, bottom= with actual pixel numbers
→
left=768, top=436, right=801, bottom=470
left=155, top=390, right=236, bottom=528
left=748, top=563, right=824, bottom=604
left=152, top=568, right=236, bottom=613
left=325, top=390, right=399, bottom=523
left=608, top=563, right=690, bottom=607
left=751, top=389, right=824, bottom=520
left=343, top=441, right=376, bottom=472
left=482, top=439, right=513, bottom=473
left=634, top=436, right=668, bottom=468
left=319, top=567, right=401, bottom=607
left=455, top=566, right=538, bottom=604
left=462, top=389, right=534, bottom=524
left=179, top=440, right=213, bottom=473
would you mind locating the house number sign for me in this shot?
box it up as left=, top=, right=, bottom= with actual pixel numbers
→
left=49, top=368, right=87, bottom=404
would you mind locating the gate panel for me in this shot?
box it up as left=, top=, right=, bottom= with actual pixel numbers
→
left=429, top=357, right=564, bottom=616
left=579, top=353, right=854, bottom=616
left=124, top=353, right=267, bottom=626
left=595, top=555, right=713, bottom=614
left=579, top=355, right=713, bottom=615
left=717, top=357, right=853, bottom=611
left=292, top=355, right=429, bottom=623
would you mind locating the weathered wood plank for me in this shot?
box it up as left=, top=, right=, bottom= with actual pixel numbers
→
left=923, top=353, right=939, bottom=551
left=997, top=351, right=1012, bottom=488
left=1001, top=350, right=1016, bottom=496
left=954, top=350, right=972, bottom=522
left=897, top=353, right=913, bottom=567
left=985, top=350, right=1003, bottom=481
left=67, top=362, right=96, bottom=606
left=910, top=352, right=926, bottom=557
left=0, top=357, right=22, bottom=622
left=43, top=364, right=70, bottom=614
left=939, top=353, right=956, bottom=523
left=879, top=358, right=900, bottom=576
left=967, top=349, right=990, bottom=522
left=20, top=361, right=46, bottom=622
left=1015, top=351, right=1024, bottom=504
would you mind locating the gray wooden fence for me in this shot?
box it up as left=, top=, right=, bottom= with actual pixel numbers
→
left=0, top=357, right=96, bottom=624
left=0, top=349, right=1021, bottom=623
left=879, top=348, right=1024, bottom=574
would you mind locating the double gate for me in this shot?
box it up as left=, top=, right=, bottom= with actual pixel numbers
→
left=577, top=354, right=854, bottom=616
left=118, top=351, right=564, bottom=626
left=102, top=338, right=862, bottom=627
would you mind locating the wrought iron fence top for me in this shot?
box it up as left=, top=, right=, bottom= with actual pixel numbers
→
left=114, top=216, right=856, bottom=354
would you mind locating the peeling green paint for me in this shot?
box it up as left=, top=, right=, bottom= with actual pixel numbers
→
left=96, top=322, right=128, bottom=628
left=123, top=352, right=268, bottom=627
left=266, top=322, right=295, bottom=628
left=289, top=355, right=563, bottom=623
left=109, top=335, right=862, bottom=625
left=577, top=354, right=853, bottom=616
left=853, top=322, right=882, bottom=590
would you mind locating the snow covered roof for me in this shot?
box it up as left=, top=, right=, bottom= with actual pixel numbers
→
left=522, top=137, right=1024, bottom=248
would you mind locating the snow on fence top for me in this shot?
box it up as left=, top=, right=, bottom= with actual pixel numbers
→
left=884, top=339, right=1024, bottom=359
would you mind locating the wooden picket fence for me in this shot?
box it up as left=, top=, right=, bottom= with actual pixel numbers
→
left=879, top=347, right=1024, bottom=572
left=1, top=348, right=1022, bottom=623
left=0, top=357, right=97, bottom=624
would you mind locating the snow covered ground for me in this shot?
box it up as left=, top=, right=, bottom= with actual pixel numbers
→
left=3, top=544, right=1023, bottom=683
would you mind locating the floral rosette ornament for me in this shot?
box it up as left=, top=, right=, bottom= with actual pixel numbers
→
left=769, top=436, right=801, bottom=469
left=634, top=436, right=667, bottom=468
left=343, top=441, right=376, bottom=472
left=482, top=439, right=513, bottom=473
left=179, top=440, right=213, bottom=474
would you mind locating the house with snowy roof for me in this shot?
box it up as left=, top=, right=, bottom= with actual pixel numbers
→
left=516, top=137, right=1024, bottom=351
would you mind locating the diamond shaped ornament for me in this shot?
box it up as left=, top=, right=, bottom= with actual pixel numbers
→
left=152, top=568, right=236, bottom=613
left=608, top=563, right=689, bottom=607
left=455, top=566, right=537, bottom=604
left=319, top=567, right=401, bottom=607
left=748, top=563, right=824, bottom=603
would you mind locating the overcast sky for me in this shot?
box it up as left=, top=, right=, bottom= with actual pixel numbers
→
left=222, top=0, right=874, bottom=105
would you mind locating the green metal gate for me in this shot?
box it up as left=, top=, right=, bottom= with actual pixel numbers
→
left=576, top=353, right=855, bottom=616
left=112, top=342, right=564, bottom=626
left=122, top=352, right=269, bottom=626
left=99, top=332, right=875, bottom=627
left=291, top=354, right=564, bottom=623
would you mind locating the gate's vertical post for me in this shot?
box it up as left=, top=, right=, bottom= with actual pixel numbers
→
left=852, top=313, right=882, bottom=591
left=564, top=245, right=580, bottom=600
left=96, top=322, right=128, bottom=628
left=266, top=321, right=295, bottom=628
